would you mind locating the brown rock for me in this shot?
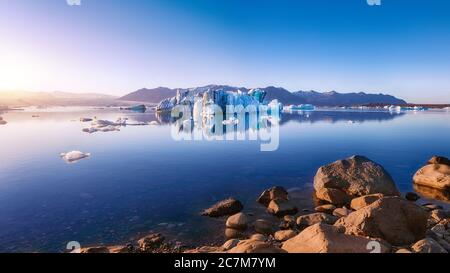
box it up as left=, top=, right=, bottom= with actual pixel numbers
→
left=350, top=193, right=384, bottom=210
left=138, top=233, right=165, bottom=252
left=249, top=234, right=267, bottom=241
left=411, top=238, right=448, bottom=253
left=405, top=192, right=420, bottom=202
left=184, top=246, right=222, bottom=253
left=254, top=219, right=274, bottom=235
left=315, top=188, right=350, bottom=206
left=335, top=196, right=428, bottom=245
left=228, top=240, right=286, bottom=253
left=427, top=156, right=450, bottom=166
left=225, top=228, right=246, bottom=239
left=226, top=213, right=248, bottom=230
left=413, top=164, right=450, bottom=191
left=282, top=223, right=390, bottom=253
left=333, top=207, right=352, bottom=218
left=296, top=213, right=339, bottom=228
left=314, top=155, right=400, bottom=204
left=413, top=184, right=450, bottom=202
left=108, top=245, right=132, bottom=253
left=274, top=230, right=297, bottom=241
left=267, top=199, right=298, bottom=216
left=257, top=186, right=288, bottom=207
left=395, top=248, right=412, bottom=253
left=222, top=239, right=240, bottom=251
left=201, top=198, right=243, bottom=217
left=80, top=246, right=110, bottom=253
left=315, top=204, right=336, bottom=214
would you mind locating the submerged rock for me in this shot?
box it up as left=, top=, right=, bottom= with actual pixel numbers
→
left=60, top=151, right=91, bottom=163
left=201, top=198, right=243, bottom=217
left=334, top=196, right=428, bottom=245
left=282, top=223, right=390, bottom=253
left=314, top=155, right=400, bottom=205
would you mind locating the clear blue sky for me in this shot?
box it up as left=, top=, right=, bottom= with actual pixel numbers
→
left=1, top=0, right=449, bottom=103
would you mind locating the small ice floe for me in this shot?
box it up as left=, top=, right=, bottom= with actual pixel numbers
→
left=0, top=117, right=6, bottom=125
left=98, top=125, right=120, bottom=132
left=80, top=117, right=93, bottom=122
left=222, top=117, right=239, bottom=125
left=347, top=120, right=355, bottom=124
left=82, top=127, right=98, bottom=134
left=60, top=151, right=91, bottom=163
left=126, top=121, right=148, bottom=126
left=148, top=121, right=159, bottom=125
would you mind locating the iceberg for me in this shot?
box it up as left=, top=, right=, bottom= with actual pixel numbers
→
left=80, top=117, right=93, bottom=122
left=60, top=151, right=91, bottom=163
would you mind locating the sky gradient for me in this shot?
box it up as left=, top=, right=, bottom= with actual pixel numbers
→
left=1, top=0, right=450, bottom=103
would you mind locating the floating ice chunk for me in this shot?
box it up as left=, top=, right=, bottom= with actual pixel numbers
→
left=148, top=121, right=159, bottom=125
left=82, top=127, right=98, bottom=134
left=126, top=121, right=148, bottom=126
left=60, top=151, right=91, bottom=163
left=80, top=117, right=93, bottom=122
left=99, top=125, right=120, bottom=132
left=0, top=116, right=6, bottom=125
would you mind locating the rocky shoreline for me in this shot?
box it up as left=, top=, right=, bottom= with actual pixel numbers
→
left=79, top=155, right=450, bottom=254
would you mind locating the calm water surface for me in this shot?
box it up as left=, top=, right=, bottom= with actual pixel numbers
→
left=0, top=107, right=449, bottom=252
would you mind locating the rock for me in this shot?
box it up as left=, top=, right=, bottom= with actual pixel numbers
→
left=267, top=199, right=298, bottom=216
left=314, top=155, right=400, bottom=205
left=184, top=246, right=222, bottom=253
left=296, top=213, right=339, bottom=228
left=430, top=224, right=447, bottom=236
left=333, top=207, right=352, bottom=218
left=249, top=234, right=267, bottom=241
left=422, top=203, right=443, bottom=211
left=257, top=186, right=288, bottom=207
left=80, top=246, right=110, bottom=253
left=427, top=156, right=450, bottom=166
left=254, top=219, right=274, bottom=235
left=413, top=163, right=450, bottom=191
left=429, top=209, right=450, bottom=223
left=201, top=198, right=243, bottom=217
left=411, top=238, right=448, bottom=253
left=315, top=204, right=336, bottom=214
left=138, top=233, right=165, bottom=252
left=413, top=184, right=450, bottom=202
left=222, top=239, right=240, bottom=251
left=315, top=188, right=350, bottom=206
left=274, top=230, right=297, bottom=241
left=108, top=245, right=132, bottom=253
left=279, top=215, right=296, bottom=230
left=228, top=240, right=286, bottom=253
left=334, top=196, right=428, bottom=245
left=437, top=239, right=450, bottom=252
left=395, top=248, right=412, bottom=253
left=405, top=192, right=420, bottom=202
left=282, top=223, right=390, bottom=253
left=350, top=193, right=384, bottom=210
left=226, top=213, right=248, bottom=230
left=225, top=228, right=246, bottom=239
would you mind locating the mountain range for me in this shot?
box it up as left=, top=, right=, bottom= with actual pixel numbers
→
left=119, top=85, right=407, bottom=106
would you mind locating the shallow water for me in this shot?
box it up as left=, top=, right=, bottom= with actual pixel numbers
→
left=0, top=107, right=449, bottom=252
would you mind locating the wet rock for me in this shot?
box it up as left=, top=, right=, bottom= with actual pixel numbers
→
left=315, top=204, right=336, bottom=214
left=296, top=213, right=339, bottom=228
left=138, top=233, right=165, bottom=252
left=282, top=223, right=390, bottom=253
left=350, top=193, right=384, bottom=210
left=257, top=186, right=288, bottom=207
left=225, top=228, right=246, bottom=239
left=411, top=238, right=448, bottom=253
left=267, top=199, right=298, bottom=216
left=279, top=215, right=296, bottom=230
left=228, top=240, right=286, bottom=253
left=405, top=192, right=420, bottom=202
left=335, top=196, right=428, bottom=245
left=254, top=219, right=274, bottom=235
left=201, top=198, right=243, bottom=217
left=332, top=207, right=352, bottom=218
left=314, top=155, right=400, bottom=205
left=226, top=213, right=248, bottom=230
left=274, top=230, right=297, bottom=241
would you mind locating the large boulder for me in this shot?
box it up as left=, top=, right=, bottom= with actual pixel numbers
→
left=334, top=196, right=428, bottom=245
left=138, top=233, right=165, bottom=252
left=413, top=157, right=450, bottom=191
left=315, top=188, right=350, bottom=205
left=296, top=213, right=339, bottom=228
left=282, top=223, right=390, bottom=253
left=314, top=156, right=400, bottom=204
left=228, top=240, right=286, bottom=253
left=254, top=219, right=275, bottom=235
left=201, top=198, right=243, bottom=217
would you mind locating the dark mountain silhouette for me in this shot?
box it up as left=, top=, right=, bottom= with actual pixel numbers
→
left=119, top=87, right=177, bottom=103
left=293, top=90, right=407, bottom=106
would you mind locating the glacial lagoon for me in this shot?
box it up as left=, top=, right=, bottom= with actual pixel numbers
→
left=0, top=108, right=449, bottom=252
